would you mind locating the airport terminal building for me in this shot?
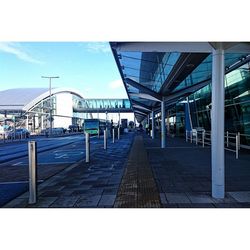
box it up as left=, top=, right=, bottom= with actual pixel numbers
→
left=111, top=42, right=250, bottom=199
left=0, top=87, right=90, bottom=133
left=110, top=42, right=250, bottom=147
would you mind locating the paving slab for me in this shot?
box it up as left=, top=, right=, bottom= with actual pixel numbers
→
left=98, top=195, right=116, bottom=207
left=4, top=198, right=28, bottom=208
left=165, top=193, right=191, bottom=204
left=74, top=195, right=102, bottom=208
left=50, top=196, right=80, bottom=208
left=159, top=193, right=168, bottom=205
left=186, top=193, right=214, bottom=203
left=228, top=191, right=250, bottom=202
left=27, top=197, right=58, bottom=208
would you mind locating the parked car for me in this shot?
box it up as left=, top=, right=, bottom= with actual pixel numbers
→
left=0, top=125, right=11, bottom=139
left=41, top=127, right=66, bottom=136
left=7, top=128, right=30, bottom=139
left=68, top=125, right=79, bottom=132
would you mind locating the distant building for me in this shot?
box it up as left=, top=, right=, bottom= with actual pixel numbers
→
left=0, top=87, right=92, bottom=133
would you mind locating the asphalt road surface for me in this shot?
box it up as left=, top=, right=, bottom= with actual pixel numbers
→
left=0, top=134, right=102, bottom=207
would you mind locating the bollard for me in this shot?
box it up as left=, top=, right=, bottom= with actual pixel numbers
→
left=186, top=130, right=188, bottom=142
left=118, top=127, right=120, bottom=140
left=190, top=131, right=192, bottom=143
left=236, top=134, right=239, bottom=159
left=85, top=132, right=90, bottom=163
left=226, top=131, right=229, bottom=147
left=238, top=132, right=240, bottom=150
left=112, top=128, right=115, bottom=143
left=202, top=130, right=205, bottom=148
left=196, top=131, right=198, bottom=145
left=104, top=129, right=107, bottom=150
left=3, top=134, right=5, bottom=144
left=28, top=141, right=37, bottom=204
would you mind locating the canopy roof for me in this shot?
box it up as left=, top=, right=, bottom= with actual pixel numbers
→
left=110, top=42, right=250, bottom=122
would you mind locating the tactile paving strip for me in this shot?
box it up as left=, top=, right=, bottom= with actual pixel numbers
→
left=114, top=136, right=162, bottom=208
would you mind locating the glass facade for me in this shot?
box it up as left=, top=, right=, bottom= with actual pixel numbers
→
left=119, top=51, right=180, bottom=92
left=187, top=61, right=250, bottom=145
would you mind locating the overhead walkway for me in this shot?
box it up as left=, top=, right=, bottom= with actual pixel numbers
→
left=73, top=98, right=133, bottom=113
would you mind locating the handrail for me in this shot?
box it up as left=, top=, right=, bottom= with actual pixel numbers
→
left=185, top=129, right=248, bottom=159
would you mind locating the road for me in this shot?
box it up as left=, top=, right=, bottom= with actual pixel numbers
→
left=0, top=134, right=102, bottom=207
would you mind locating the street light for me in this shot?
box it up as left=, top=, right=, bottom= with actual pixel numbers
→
left=41, top=76, right=59, bottom=136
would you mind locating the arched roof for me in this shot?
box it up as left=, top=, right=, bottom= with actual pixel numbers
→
left=0, top=87, right=84, bottom=111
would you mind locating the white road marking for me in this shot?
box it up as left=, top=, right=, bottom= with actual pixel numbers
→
left=38, top=162, right=75, bottom=165
left=145, top=146, right=198, bottom=149
left=0, top=180, right=44, bottom=184
left=54, top=149, right=84, bottom=153
left=55, top=154, right=67, bottom=159
left=109, top=164, right=115, bottom=170
left=12, top=162, right=23, bottom=166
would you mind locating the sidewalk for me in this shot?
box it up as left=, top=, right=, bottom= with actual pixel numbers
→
left=3, top=132, right=250, bottom=208
left=4, top=133, right=134, bottom=208
left=143, top=133, right=250, bottom=208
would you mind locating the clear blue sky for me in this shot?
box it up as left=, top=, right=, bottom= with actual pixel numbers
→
left=0, top=42, right=128, bottom=98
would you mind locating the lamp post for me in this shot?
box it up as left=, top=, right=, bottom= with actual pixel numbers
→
left=41, top=76, right=59, bottom=136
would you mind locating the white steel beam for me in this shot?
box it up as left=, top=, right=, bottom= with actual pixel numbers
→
left=126, top=78, right=162, bottom=101
left=152, top=110, right=155, bottom=139
left=211, top=45, right=225, bottom=199
left=112, top=42, right=250, bottom=53
left=133, top=104, right=151, bottom=112
left=114, top=42, right=213, bottom=53
left=129, top=93, right=162, bottom=102
left=161, top=100, right=166, bottom=148
left=134, top=109, right=147, bottom=116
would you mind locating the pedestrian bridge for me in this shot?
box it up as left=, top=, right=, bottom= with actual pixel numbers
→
left=73, top=98, right=133, bottom=113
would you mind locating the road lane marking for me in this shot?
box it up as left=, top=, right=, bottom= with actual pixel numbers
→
left=55, top=154, right=68, bottom=159
left=12, top=162, right=23, bottom=166
left=38, top=162, right=75, bottom=165
left=0, top=180, right=44, bottom=184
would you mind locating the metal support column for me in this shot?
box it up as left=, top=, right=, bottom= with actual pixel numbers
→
left=104, top=129, right=107, bottom=150
left=211, top=46, right=225, bottom=199
left=161, top=100, right=166, bottom=148
left=167, top=110, right=170, bottom=136
left=26, top=115, right=29, bottom=130
left=85, top=132, right=90, bottom=163
left=151, top=110, right=155, bottom=139
left=41, top=115, right=44, bottom=130
left=28, top=141, right=37, bottom=204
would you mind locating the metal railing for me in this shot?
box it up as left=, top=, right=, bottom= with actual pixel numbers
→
left=0, top=131, right=29, bottom=144
left=186, top=129, right=250, bottom=159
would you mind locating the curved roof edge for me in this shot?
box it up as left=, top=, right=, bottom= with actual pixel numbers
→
left=23, top=87, right=84, bottom=111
